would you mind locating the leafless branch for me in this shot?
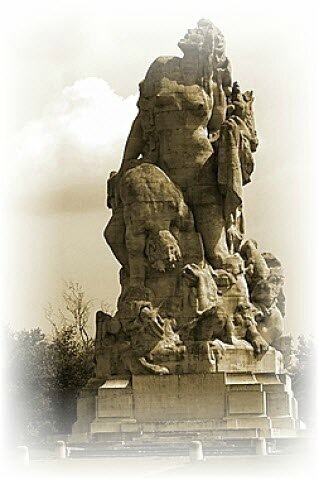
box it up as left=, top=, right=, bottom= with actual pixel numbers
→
left=44, top=281, right=95, bottom=349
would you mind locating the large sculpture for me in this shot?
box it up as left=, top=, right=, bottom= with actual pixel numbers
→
left=99, top=18, right=289, bottom=375
left=72, top=20, right=302, bottom=443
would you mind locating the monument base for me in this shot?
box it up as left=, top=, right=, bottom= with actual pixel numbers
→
left=71, top=348, right=302, bottom=443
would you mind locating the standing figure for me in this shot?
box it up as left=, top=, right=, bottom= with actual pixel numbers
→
left=104, top=19, right=258, bottom=272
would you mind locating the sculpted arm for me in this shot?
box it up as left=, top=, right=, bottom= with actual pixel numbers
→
left=246, top=319, right=269, bottom=355
left=207, top=68, right=227, bottom=141
left=120, top=114, right=145, bottom=172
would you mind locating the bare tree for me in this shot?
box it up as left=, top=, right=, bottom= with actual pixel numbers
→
left=44, top=281, right=93, bottom=349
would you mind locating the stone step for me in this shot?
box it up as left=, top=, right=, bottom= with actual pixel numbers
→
left=67, top=435, right=310, bottom=458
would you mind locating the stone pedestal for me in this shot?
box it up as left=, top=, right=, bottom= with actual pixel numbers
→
left=71, top=348, right=301, bottom=442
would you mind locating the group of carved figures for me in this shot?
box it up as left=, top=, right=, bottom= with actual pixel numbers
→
left=98, top=20, right=290, bottom=375
left=96, top=240, right=286, bottom=375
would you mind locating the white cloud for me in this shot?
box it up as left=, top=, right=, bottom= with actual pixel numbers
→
left=7, top=77, right=138, bottom=198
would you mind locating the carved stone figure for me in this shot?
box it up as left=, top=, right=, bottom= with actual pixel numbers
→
left=240, top=239, right=270, bottom=289
left=251, top=278, right=284, bottom=345
left=214, top=254, right=250, bottom=316
left=99, top=19, right=290, bottom=375
left=190, top=303, right=234, bottom=344
left=232, top=302, right=269, bottom=355
left=122, top=302, right=186, bottom=375
left=149, top=318, right=186, bottom=361
left=182, top=263, right=219, bottom=314
left=145, top=230, right=181, bottom=274
left=104, top=20, right=257, bottom=272
left=105, top=163, right=193, bottom=286
left=262, top=252, right=286, bottom=316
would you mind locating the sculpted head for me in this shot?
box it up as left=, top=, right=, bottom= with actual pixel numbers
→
left=251, top=279, right=279, bottom=308
left=240, top=239, right=258, bottom=261
left=198, top=302, right=230, bottom=338
left=235, top=301, right=259, bottom=321
left=178, top=19, right=225, bottom=58
left=145, top=230, right=181, bottom=273
left=213, top=303, right=229, bottom=328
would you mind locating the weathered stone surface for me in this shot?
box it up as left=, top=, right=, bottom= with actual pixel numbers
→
left=132, top=373, right=225, bottom=422
left=216, top=346, right=284, bottom=373
left=72, top=18, right=302, bottom=441
left=95, top=19, right=293, bottom=378
left=227, top=391, right=266, bottom=415
left=97, top=379, right=133, bottom=418
left=71, top=372, right=300, bottom=441
left=99, top=18, right=285, bottom=377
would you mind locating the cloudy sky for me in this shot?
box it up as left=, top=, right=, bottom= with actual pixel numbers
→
left=1, top=0, right=317, bottom=337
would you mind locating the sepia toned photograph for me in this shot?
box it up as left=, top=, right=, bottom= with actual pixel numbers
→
left=1, top=1, right=317, bottom=478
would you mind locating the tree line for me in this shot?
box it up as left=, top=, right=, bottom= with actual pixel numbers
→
left=5, top=282, right=96, bottom=445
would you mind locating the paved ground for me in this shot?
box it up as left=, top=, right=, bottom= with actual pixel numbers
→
left=6, top=452, right=316, bottom=480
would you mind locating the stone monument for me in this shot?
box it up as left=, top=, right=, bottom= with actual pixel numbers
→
left=72, top=19, right=302, bottom=443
